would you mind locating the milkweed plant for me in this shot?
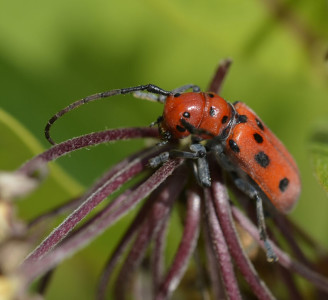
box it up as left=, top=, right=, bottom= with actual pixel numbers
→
left=1, top=60, right=328, bottom=300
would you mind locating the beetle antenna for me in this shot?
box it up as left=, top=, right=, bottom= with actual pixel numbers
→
left=44, top=84, right=172, bottom=145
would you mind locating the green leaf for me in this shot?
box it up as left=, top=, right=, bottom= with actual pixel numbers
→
left=309, top=125, right=328, bottom=194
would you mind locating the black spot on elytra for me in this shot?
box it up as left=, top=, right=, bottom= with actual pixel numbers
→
left=233, top=101, right=240, bottom=105
left=256, top=118, right=264, bottom=131
left=176, top=125, right=186, bottom=132
left=253, top=133, right=263, bottom=144
left=255, top=151, right=270, bottom=167
left=279, top=177, right=289, bottom=192
left=222, top=115, right=228, bottom=124
left=183, top=111, right=190, bottom=118
left=229, top=139, right=240, bottom=153
left=208, top=93, right=214, bottom=98
left=209, top=106, right=216, bottom=117
left=174, top=93, right=181, bottom=97
left=237, top=115, right=247, bottom=123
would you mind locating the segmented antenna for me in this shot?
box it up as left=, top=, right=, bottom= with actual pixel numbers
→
left=44, top=84, right=172, bottom=145
left=45, top=89, right=122, bottom=145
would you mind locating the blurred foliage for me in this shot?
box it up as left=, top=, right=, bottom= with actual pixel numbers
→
left=0, top=108, right=83, bottom=215
left=309, top=124, right=328, bottom=194
left=1, top=0, right=328, bottom=299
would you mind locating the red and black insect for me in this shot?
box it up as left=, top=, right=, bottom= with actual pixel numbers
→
left=45, top=80, right=301, bottom=262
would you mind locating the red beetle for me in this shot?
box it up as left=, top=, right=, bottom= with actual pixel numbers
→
left=45, top=80, right=301, bottom=262
left=160, top=91, right=300, bottom=213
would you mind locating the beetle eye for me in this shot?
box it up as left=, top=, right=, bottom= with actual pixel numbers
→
left=183, top=111, right=190, bottom=118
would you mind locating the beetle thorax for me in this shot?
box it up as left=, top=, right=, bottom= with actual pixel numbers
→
left=160, top=92, right=234, bottom=141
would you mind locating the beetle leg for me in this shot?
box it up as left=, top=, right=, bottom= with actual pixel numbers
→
left=213, top=147, right=277, bottom=261
left=148, top=144, right=206, bottom=167
left=190, top=144, right=211, bottom=187
left=232, top=176, right=278, bottom=262
left=255, top=194, right=278, bottom=262
left=148, top=152, right=170, bottom=168
left=148, top=143, right=211, bottom=187
left=192, top=154, right=211, bottom=187
left=211, top=144, right=235, bottom=171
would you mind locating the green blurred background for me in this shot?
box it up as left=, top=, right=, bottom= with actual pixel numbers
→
left=1, top=0, right=328, bottom=298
